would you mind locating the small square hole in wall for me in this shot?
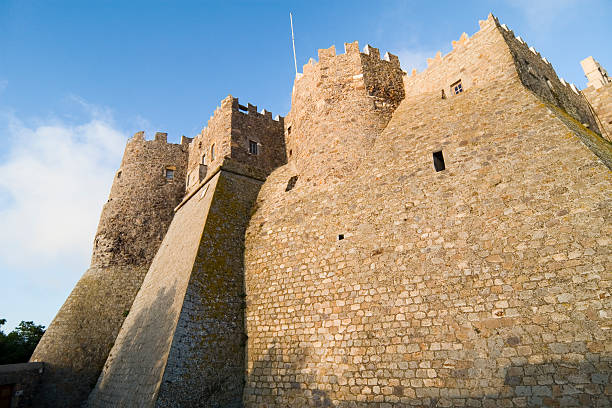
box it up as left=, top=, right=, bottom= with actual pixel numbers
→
left=285, top=175, right=298, bottom=192
left=116, top=170, right=122, bottom=179
left=338, top=234, right=345, bottom=241
left=287, top=126, right=292, bottom=135
left=165, top=167, right=175, bottom=180
left=433, top=151, right=445, bottom=172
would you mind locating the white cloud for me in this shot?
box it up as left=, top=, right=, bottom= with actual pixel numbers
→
left=0, top=105, right=127, bottom=288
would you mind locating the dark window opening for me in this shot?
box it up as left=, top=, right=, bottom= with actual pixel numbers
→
left=285, top=175, right=298, bottom=192
left=238, top=104, right=248, bottom=112
left=287, top=126, right=292, bottom=135
left=338, top=234, right=345, bottom=241
left=451, top=80, right=463, bottom=95
left=441, top=89, right=446, bottom=99
left=289, top=149, right=293, bottom=157
left=165, top=168, right=175, bottom=180
left=198, top=141, right=202, bottom=149
left=117, top=171, right=122, bottom=179
left=433, top=151, right=445, bottom=172
left=249, top=140, right=258, bottom=155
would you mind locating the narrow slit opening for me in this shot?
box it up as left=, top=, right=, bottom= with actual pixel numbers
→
left=433, top=151, right=445, bottom=172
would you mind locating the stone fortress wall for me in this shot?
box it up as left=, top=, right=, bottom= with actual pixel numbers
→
left=243, top=14, right=611, bottom=407
left=29, top=133, right=189, bottom=407
left=17, top=12, right=612, bottom=408
left=497, top=23, right=600, bottom=134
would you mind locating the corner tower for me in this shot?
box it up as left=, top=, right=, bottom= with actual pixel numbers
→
left=285, top=41, right=405, bottom=182
left=30, top=132, right=189, bottom=407
left=88, top=96, right=285, bottom=407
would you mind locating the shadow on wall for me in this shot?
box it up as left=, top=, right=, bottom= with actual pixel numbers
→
left=87, top=284, right=178, bottom=407
left=245, top=342, right=333, bottom=408
left=246, top=345, right=611, bottom=407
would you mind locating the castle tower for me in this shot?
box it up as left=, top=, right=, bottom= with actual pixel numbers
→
left=185, top=95, right=285, bottom=195
left=581, top=57, right=612, bottom=139
left=285, top=41, right=405, bottom=182
left=581, top=56, right=611, bottom=89
left=30, top=132, right=189, bottom=407
left=87, top=97, right=284, bottom=407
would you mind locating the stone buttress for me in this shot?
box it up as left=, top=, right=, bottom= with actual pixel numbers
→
left=87, top=97, right=285, bottom=407
left=29, top=132, right=189, bottom=407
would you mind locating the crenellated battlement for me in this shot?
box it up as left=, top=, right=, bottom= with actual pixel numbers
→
left=129, top=131, right=191, bottom=146
left=496, top=16, right=601, bottom=132
left=184, top=95, right=285, bottom=196
left=298, top=40, right=401, bottom=83
left=285, top=40, right=405, bottom=182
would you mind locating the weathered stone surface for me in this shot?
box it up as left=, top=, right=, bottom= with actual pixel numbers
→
left=30, top=134, right=188, bottom=408
left=243, top=14, right=611, bottom=408
left=24, top=12, right=612, bottom=408
left=0, top=363, right=44, bottom=408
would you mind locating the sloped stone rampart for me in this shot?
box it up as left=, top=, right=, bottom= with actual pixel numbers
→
left=87, top=172, right=221, bottom=407
left=30, top=135, right=188, bottom=408
left=89, top=169, right=263, bottom=407
left=156, top=171, right=263, bottom=407
left=243, top=76, right=611, bottom=406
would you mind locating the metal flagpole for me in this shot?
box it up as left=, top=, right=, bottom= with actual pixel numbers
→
left=290, top=12, right=298, bottom=76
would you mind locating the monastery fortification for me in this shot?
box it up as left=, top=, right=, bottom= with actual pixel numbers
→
left=2, top=13, right=610, bottom=408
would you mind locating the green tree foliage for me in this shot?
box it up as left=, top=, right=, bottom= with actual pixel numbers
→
left=0, top=318, right=46, bottom=364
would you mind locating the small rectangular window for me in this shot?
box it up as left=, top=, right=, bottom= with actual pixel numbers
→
left=451, top=80, right=463, bottom=95
left=210, top=144, right=215, bottom=161
left=249, top=140, right=258, bottom=155
left=165, top=168, right=175, bottom=180
left=433, top=151, right=445, bottom=172
left=287, top=126, right=292, bottom=135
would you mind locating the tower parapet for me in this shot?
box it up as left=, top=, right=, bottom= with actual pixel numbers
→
left=286, top=40, right=405, bottom=182
left=404, top=14, right=600, bottom=134
left=497, top=17, right=601, bottom=133
left=581, top=56, right=610, bottom=89
left=581, top=57, right=612, bottom=138
left=186, top=96, right=285, bottom=195
left=30, top=131, right=188, bottom=407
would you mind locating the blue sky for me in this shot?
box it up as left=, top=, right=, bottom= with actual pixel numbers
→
left=0, top=0, right=610, bottom=331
